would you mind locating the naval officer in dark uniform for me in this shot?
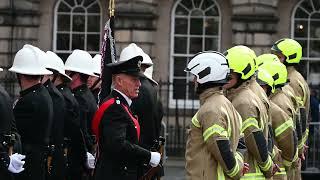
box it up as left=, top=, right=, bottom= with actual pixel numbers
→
left=9, top=45, right=54, bottom=180
left=92, top=44, right=161, bottom=180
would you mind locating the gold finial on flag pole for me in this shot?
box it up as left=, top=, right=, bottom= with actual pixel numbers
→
left=109, top=0, right=115, bottom=17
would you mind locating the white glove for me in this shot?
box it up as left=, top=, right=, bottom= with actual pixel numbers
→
left=86, top=152, right=95, bottom=169
left=149, top=152, right=161, bottom=167
left=8, top=153, right=25, bottom=173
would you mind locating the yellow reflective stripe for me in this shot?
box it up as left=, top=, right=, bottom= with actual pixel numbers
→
left=298, top=140, right=304, bottom=149
left=297, top=79, right=307, bottom=104
left=227, top=152, right=243, bottom=177
left=221, top=107, right=232, bottom=137
left=293, top=148, right=299, bottom=162
left=302, top=128, right=309, bottom=144
left=275, top=168, right=286, bottom=175
left=271, top=148, right=276, bottom=159
left=259, top=156, right=272, bottom=172
left=241, top=173, right=265, bottom=179
left=274, top=118, right=294, bottom=137
left=241, top=117, right=259, bottom=133
left=235, top=152, right=243, bottom=164
left=191, top=113, right=200, bottom=128
left=295, top=96, right=304, bottom=106
left=227, top=160, right=240, bottom=178
left=283, top=158, right=293, bottom=167
left=203, top=124, right=228, bottom=142
left=217, top=163, right=225, bottom=180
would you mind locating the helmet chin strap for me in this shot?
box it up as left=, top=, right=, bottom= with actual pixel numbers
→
left=52, top=74, right=58, bottom=84
left=91, top=78, right=101, bottom=90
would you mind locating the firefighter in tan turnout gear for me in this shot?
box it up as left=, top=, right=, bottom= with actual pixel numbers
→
left=185, top=51, right=248, bottom=180
left=271, top=38, right=310, bottom=180
left=255, top=58, right=298, bottom=180
left=223, top=47, right=278, bottom=179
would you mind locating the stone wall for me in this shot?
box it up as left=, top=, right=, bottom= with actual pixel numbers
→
left=231, top=0, right=279, bottom=55
left=0, top=0, right=40, bottom=97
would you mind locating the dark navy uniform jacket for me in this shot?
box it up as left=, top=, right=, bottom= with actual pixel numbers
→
left=14, top=83, right=53, bottom=180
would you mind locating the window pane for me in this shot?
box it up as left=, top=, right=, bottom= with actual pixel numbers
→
left=174, top=57, right=187, bottom=76
left=180, top=0, right=193, bottom=10
left=175, top=5, right=188, bottom=15
left=57, top=53, right=69, bottom=62
left=58, top=2, right=70, bottom=12
left=300, top=0, right=313, bottom=14
left=58, top=15, right=70, bottom=31
left=88, top=3, right=100, bottom=13
left=64, top=0, right=74, bottom=6
left=174, top=37, right=187, bottom=53
left=313, top=0, right=320, bottom=11
left=57, top=33, right=70, bottom=50
left=189, top=37, right=203, bottom=54
left=193, top=0, right=202, bottom=8
left=205, top=5, right=219, bottom=16
left=72, top=15, right=85, bottom=32
left=173, top=79, right=186, bottom=99
left=76, top=0, right=83, bottom=5
left=73, top=7, right=85, bottom=12
left=190, top=18, right=203, bottom=35
left=205, top=18, right=218, bottom=35
left=205, top=38, right=218, bottom=51
left=87, top=16, right=100, bottom=32
left=295, top=7, right=309, bottom=18
left=84, top=0, right=96, bottom=7
left=191, top=9, right=203, bottom=16
left=309, top=61, right=320, bottom=85
left=310, top=20, right=320, bottom=38
left=202, top=0, right=215, bottom=10
left=294, top=20, right=308, bottom=38
left=72, top=34, right=85, bottom=49
left=87, top=34, right=100, bottom=51
left=175, top=18, right=188, bottom=34
left=188, top=82, right=198, bottom=99
left=296, top=40, right=308, bottom=57
left=309, top=40, right=320, bottom=57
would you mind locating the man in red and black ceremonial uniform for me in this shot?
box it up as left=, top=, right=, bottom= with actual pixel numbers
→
left=92, top=44, right=161, bottom=180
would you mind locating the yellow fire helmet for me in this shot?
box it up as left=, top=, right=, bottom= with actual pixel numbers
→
left=256, top=68, right=275, bottom=93
left=271, top=38, right=302, bottom=64
left=224, top=46, right=256, bottom=80
left=255, top=53, right=280, bottom=70
left=258, top=61, right=288, bottom=91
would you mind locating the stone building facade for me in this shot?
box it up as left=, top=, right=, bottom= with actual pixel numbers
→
left=0, top=0, right=319, bottom=156
left=0, top=0, right=319, bottom=97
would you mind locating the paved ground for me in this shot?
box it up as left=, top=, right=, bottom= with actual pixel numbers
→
left=162, top=157, right=186, bottom=180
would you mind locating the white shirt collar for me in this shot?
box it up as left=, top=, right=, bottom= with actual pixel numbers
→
left=114, top=89, right=132, bottom=106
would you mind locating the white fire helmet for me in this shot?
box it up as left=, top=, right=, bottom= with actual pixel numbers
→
left=46, top=51, right=72, bottom=81
left=185, top=51, right=230, bottom=84
left=92, top=54, right=102, bottom=76
left=64, top=50, right=98, bottom=77
left=141, top=53, right=153, bottom=67
left=144, top=66, right=158, bottom=85
left=118, top=43, right=143, bottom=63
left=9, top=44, right=53, bottom=75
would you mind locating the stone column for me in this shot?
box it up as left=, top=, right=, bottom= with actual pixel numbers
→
left=231, top=0, right=279, bottom=55
left=0, top=0, right=40, bottom=96
left=115, top=0, right=158, bottom=57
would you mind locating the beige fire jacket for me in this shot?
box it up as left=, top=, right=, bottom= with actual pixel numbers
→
left=227, top=81, right=274, bottom=179
left=185, top=87, right=243, bottom=180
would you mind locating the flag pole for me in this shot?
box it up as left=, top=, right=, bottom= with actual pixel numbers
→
left=98, top=0, right=116, bottom=105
